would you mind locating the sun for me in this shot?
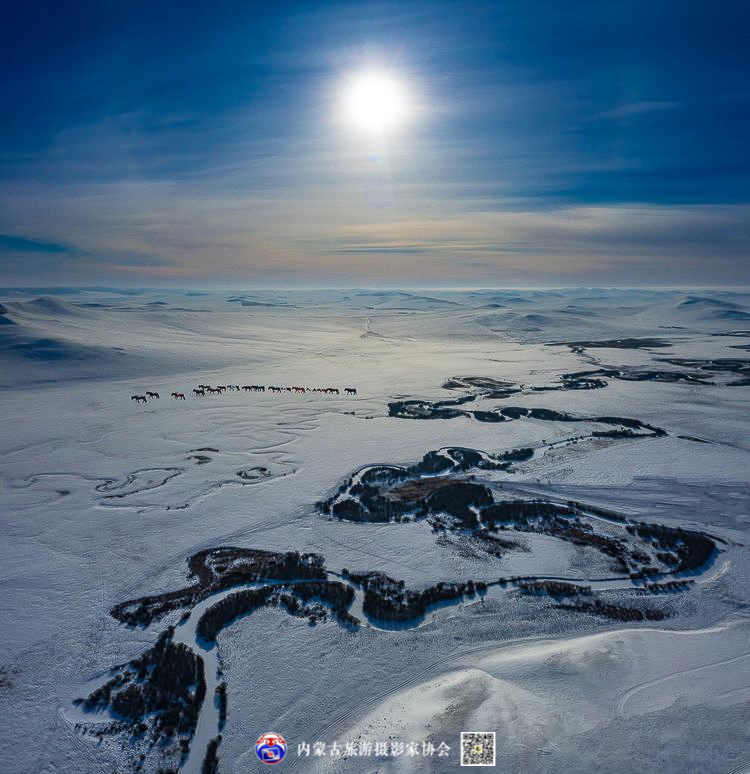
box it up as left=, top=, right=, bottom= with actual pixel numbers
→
left=342, top=71, right=408, bottom=134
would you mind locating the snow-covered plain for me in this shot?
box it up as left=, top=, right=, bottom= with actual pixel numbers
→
left=0, top=287, right=748, bottom=773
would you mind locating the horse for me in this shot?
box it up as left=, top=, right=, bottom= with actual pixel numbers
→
left=269, top=386, right=282, bottom=392
left=207, top=387, right=221, bottom=394
left=131, top=395, right=147, bottom=403
left=242, top=385, right=253, bottom=391
left=228, top=385, right=240, bottom=391
left=193, top=388, right=205, bottom=396
left=293, top=386, right=305, bottom=393
left=253, top=385, right=265, bottom=392
left=216, top=385, right=227, bottom=392
left=146, top=391, right=160, bottom=399
left=325, top=387, right=340, bottom=394
left=171, top=392, right=186, bottom=400
left=345, top=387, right=357, bottom=395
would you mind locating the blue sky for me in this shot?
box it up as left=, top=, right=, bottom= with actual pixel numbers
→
left=0, top=0, right=748, bottom=286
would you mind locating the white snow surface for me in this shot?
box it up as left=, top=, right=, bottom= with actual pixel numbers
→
left=0, top=287, right=748, bottom=774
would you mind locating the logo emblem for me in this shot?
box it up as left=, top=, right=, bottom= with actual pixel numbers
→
left=256, top=732, right=287, bottom=764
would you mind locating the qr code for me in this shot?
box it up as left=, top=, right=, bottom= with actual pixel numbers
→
left=461, top=731, right=495, bottom=766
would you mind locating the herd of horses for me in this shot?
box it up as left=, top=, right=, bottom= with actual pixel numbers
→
left=130, top=384, right=357, bottom=403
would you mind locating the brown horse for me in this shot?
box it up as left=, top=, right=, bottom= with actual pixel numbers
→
left=171, top=392, right=186, bottom=400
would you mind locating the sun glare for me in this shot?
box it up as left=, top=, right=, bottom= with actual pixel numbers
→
left=342, top=72, right=408, bottom=134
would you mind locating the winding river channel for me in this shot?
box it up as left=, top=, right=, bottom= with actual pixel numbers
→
left=169, top=545, right=727, bottom=773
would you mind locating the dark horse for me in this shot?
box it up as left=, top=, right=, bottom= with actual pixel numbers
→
left=345, top=387, right=357, bottom=395
left=131, top=395, right=147, bottom=403
left=193, top=388, right=205, bottom=396
left=146, top=391, right=160, bottom=399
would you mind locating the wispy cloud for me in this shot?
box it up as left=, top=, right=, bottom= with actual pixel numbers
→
left=594, top=101, right=678, bottom=120
left=0, top=234, right=71, bottom=254
left=321, top=205, right=750, bottom=285
left=0, top=0, right=747, bottom=286
left=0, top=222, right=172, bottom=283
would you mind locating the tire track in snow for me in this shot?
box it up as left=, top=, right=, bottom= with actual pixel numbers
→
left=615, top=651, right=750, bottom=718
